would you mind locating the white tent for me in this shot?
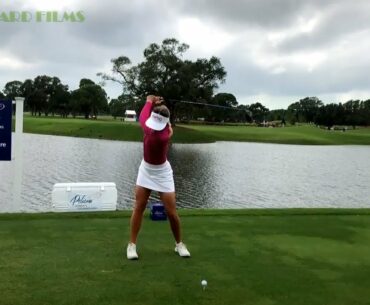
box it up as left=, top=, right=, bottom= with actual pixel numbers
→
left=124, top=110, right=137, bottom=122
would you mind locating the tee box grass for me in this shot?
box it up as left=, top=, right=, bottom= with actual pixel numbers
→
left=1, top=209, right=370, bottom=305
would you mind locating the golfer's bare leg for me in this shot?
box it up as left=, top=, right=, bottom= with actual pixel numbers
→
left=160, top=192, right=181, bottom=243
left=130, top=186, right=151, bottom=244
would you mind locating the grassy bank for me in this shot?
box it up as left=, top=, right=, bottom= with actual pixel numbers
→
left=19, top=115, right=370, bottom=144
left=21, top=116, right=215, bottom=143
left=186, top=124, right=370, bottom=145
left=1, top=209, right=370, bottom=305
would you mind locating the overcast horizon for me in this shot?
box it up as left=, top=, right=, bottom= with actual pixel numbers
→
left=1, top=0, right=370, bottom=110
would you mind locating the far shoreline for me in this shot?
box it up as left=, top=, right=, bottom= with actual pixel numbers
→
left=16, top=115, right=370, bottom=145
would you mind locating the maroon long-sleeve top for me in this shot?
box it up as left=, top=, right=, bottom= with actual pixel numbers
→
left=139, top=100, right=171, bottom=165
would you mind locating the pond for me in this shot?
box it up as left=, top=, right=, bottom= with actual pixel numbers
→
left=0, top=134, right=369, bottom=212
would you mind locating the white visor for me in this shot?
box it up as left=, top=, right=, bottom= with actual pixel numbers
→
left=145, top=111, right=169, bottom=131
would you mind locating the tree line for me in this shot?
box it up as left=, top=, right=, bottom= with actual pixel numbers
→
left=1, top=38, right=369, bottom=127
left=0, top=76, right=108, bottom=119
left=268, top=97, right=370, bottom=127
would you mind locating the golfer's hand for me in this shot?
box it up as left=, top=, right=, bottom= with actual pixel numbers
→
left=154, top=96, right=164, bottom=105
left=147, top=95, right=156, bottom=103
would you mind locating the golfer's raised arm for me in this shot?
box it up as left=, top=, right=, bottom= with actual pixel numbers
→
left=139, top=96, right=155, bottom=129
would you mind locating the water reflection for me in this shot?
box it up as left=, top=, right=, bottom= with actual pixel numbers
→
left=0, top=134, right=369, bottom=212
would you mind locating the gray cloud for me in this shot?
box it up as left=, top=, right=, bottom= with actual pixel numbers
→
left=65, top=0, right=172, bottom=48
left=175, top=0, right=336, bottom=29
left=0, top=0, right=369, bottom=108
left=220, top=44, right=370, bottom=98
left=276, top=1, right=370, bottom=52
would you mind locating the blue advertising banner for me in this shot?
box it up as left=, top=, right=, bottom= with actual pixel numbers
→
left=0, top=100, right=12, bottom=161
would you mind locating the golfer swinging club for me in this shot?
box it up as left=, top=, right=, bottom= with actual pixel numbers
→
left=126, top=95, right=191, bottom=260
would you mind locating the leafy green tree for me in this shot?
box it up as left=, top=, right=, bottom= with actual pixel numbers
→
left=3, top=80, right=23, bottom=100
left=79, top=78, right=96, bottom=87
left=267, top=109, right=285, bottom=121
left=287, top=97, right=323, bottom=124
left=109, top=98, right=125, bottom=119
left=71, top=79, right=108, bottom=119
left=69, top=92, right=80, bottom=118
left=52, top=86, right=71, bottom=118
left=363, top=99, right=370, bottom=125
left=47, top=77, right=69, bottom=116
left=98, top=38, right=226, bottom=123
left=208, top=93, right=238, bottom=122
left=343, top=100, right=364, bottom=126
left=28, top=76, right=50, bottom=116
left=236, top=104, right=253, bottom=123
left=24, top=76, right=68, bottom=116
left=20, top=79, right=34, bottom=112
left=315, top=103, right=340, bottom=128
left=249, top=102, right=269, bottom=123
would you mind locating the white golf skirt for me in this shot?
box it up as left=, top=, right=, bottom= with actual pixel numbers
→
left=136, top=159, right=175, bottom=193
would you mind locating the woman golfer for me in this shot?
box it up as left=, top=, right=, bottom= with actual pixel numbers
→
left=127, top=95, right=191, bottom=260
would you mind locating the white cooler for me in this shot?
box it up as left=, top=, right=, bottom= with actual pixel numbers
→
left=52, top=182, right=117, bottom=212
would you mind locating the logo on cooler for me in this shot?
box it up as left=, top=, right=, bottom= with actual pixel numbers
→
left=70, top=194, right=93, bottom=206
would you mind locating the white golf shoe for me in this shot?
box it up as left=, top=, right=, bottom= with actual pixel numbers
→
left=127, top=242, right=138, bottom=260
left=175, top=242, right=191, bottom=257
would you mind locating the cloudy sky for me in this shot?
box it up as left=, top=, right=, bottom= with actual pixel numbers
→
left=1, top=0, right=370, bottom=109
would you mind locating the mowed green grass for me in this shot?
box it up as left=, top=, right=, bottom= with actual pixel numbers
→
left=22, top=116, right=143, bottom=142
left=19, top=116, right=370, bottom=144
left=1, top=209, right=370, bottom=305
left=186, top=124, right=370, bottom=145
left=21, top=116, right=214, bottom=143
